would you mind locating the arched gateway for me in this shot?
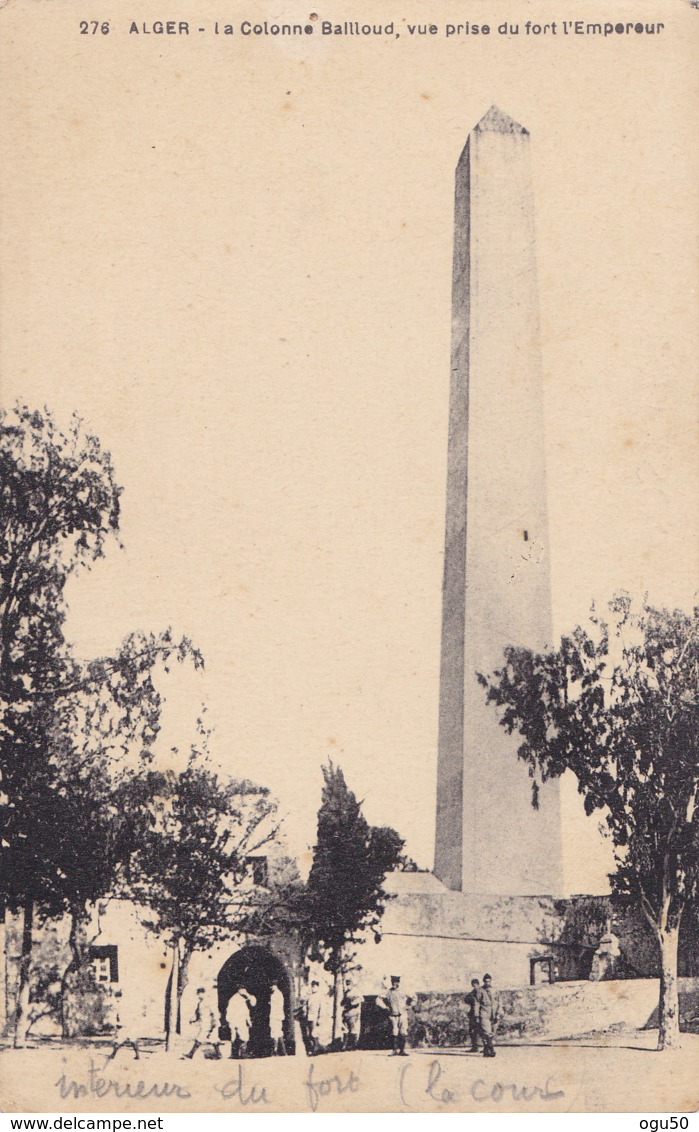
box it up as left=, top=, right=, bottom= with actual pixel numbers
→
left=217, top=945, right=295, bottom=1057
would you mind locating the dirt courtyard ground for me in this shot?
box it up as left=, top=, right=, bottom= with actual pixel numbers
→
left=1, top=1030, right=697, bottom=1113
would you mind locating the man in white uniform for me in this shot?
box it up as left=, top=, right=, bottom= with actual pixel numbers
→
left=269, top=981, right=287, bottom=1056
left=226, top=987, right=256, bottom=1059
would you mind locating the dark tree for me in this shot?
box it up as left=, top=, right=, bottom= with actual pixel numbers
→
left=44, top=631, right=204, bottom=1037
left=303, top=762, right=404, bottom=1042
left=125, top=721, right=281, bottom=1048
left=0, top=405, right=202, bottom=1042
left=0, top=405, right=120, bottom=1041
left=479, top=594, right=699, bottom=1049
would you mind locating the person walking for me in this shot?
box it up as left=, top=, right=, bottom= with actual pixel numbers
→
left=476, top=973, right=500, bottom=1058
left=107, top=989, right=141, bottom=1061
left=182, top=987, right=221, bottom=1060
left=269, top=981, right=287, bottom=1056
left=226, top=987, right=256, bottom=1059
left=464, top=978, right=481, bottom=1052
left=377, top=975, right=411, bottom=1057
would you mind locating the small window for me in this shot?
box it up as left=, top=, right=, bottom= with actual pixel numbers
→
left=89, top=945, right=119, bottom=984
left=246, top=856, right=268, bottom=886
left=530, top=956, right=554, bottom=986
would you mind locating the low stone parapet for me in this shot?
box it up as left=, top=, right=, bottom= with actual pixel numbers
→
left=408, top=978, right=699, bottom=1046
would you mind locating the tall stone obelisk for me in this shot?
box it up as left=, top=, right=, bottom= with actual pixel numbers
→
left=434, top=107, right=563, bottom=895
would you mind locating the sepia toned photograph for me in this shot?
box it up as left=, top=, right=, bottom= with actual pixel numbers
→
left=0, top=0, right=697, bottom=1113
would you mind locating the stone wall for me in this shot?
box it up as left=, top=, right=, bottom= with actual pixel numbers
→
left=408, top=978, right=699, bottom=1047
left=364, top=876, right=578, bottom=993
left=362, top=875, right=699, bottom=994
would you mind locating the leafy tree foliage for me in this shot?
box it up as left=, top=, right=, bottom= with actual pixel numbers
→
left=303, top=761, right=404, bottom=1041
left=479, top=594, right=699, bottom=1049
left=0, top=405, right=201, bottom=1041
left=125, top=721, right=281, bottom=1045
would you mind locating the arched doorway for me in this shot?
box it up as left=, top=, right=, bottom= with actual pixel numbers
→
left=217, top=946, right=295, bottom=1057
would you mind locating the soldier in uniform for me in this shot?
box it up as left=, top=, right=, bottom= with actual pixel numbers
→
left=304, top=979, right=323, bottom=1055
left=464, top=977, right=481, bottom=1052
left=107, top=988, right=141, bottom=1061
left=341, top=977, right=363, bottom=1051
left=476, top=973, right=500, bottom=1058
left=182, top=986, right=221, bottom=1060
left=377, top=975, right=412, bottom=1057
left=225, top=987, right=256, bottom=1059
left=269, top=981, right=287, bottom=1056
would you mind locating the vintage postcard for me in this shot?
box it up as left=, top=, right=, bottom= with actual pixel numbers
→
left=0, top=0, right=697, bottom=1114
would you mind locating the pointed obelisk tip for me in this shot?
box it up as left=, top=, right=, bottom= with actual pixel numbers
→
left=473, top=105, right=529, bottom=135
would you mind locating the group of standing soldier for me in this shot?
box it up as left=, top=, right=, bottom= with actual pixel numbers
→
left=222, top=982, right=287, bottom=1058
left=464, top=973, right=500, bottom=1057
left=299, top=973, right=411, bottom=1056
left=299, top=974, right=364, bottom=1054
left=182, top=983, right=286, bottom=1060
left=108, top=971, right=501, bottom=1061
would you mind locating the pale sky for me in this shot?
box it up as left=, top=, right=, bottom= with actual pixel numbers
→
left=1, top=0, right=697, bottom=891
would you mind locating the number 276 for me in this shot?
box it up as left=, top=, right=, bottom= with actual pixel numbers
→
left=79, top=20, right=110, bottom=33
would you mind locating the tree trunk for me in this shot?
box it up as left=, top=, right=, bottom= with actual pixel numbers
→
left=164, top=940, right=180, bottom=1051
left=176, top=945, right=192, bottom=1037
left=61, top=907, right=87, bottom=1039
left=13, top=900, right=33, bottom=1048
left=657, top=922, right=681, bottom=1050
left=331, top=968, right=341, bottom=1047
